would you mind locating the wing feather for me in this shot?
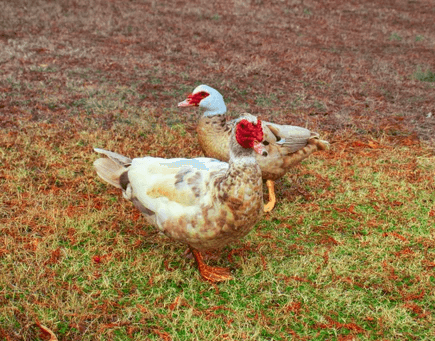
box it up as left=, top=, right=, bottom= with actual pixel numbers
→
left=263, top=122, right=313, bottom=153
left=126, top=157, right=228, bottom=224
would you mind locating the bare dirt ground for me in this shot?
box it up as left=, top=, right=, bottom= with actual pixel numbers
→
left=1, top=0, right=434, bottom=145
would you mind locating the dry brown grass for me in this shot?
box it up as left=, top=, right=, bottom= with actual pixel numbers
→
left=1, top=0, right=435, bottom=340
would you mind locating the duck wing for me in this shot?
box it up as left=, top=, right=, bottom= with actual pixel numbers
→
left=126, top=157, right=228, bottom=224
left=262, top=122, right=315, bottom=153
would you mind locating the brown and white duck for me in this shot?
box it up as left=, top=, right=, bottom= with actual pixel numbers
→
left=178, top=84, right=329, bottom=212
left=93, top=117, right=266, bottom=282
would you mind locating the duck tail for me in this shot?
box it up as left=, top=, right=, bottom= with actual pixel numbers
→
left=93, top=148, right=132, bottom=189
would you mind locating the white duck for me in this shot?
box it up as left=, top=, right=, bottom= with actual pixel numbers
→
left=93, top=117, right=266, bottom=282
left=178, top=84, right=328, bottom=212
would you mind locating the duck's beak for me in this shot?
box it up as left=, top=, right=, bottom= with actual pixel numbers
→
left=253, top=141, right=268, bottom=157
left=178, top=98, right=195, bottom=107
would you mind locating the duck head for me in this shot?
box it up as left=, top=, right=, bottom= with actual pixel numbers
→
left=178, top=85, right=227, bottom=117
left=234, top=117, right=267, bottom=157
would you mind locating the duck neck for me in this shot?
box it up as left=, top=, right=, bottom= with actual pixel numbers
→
left=197, top=114, right=231, bottom=161
left=217, top=150, right=263, bottom=210
left=229, top=149, right=258, bottom=166
left=202, top=99, right=227, bottom=117
left=198, top=113, right=226, bottom=127
left=203, top=108, right=226, bottom=117
left=225, top=147, right=262, bottom=186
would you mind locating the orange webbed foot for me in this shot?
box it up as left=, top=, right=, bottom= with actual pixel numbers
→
left=191, top=249, right=232, bottom=282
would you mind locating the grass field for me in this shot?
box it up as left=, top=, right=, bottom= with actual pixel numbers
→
left=1, top=0, right=435, bottom=340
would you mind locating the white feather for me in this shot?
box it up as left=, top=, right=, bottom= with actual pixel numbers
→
left=125, top=156, right=228, bottom=227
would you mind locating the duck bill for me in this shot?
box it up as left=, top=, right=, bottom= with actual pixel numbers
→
left=253, top=141, right=267, bottom=156
left=178, top=98, right=195, bottom=107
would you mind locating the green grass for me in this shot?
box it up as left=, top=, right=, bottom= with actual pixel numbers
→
left=413, top=67, right=435, bottom=83
left=1, top=109, right=435, bottom=340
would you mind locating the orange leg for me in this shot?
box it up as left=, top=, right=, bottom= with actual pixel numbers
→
left=191, top=249, right=232, bottom=282
left=264, top=180, right=276, bottom=213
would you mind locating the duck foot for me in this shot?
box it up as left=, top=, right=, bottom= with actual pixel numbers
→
left=264, top=180, right=276, bottom=212
left=191, top=249, right=232, bottom=282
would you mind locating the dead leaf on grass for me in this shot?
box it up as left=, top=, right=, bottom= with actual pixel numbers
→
left=382, top=232, right=408, bottom=243
left=153, top=329, right=172, bottom=341
left=35, top=322, right=58, bottom=341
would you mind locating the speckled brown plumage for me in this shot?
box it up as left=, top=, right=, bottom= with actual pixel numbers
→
left=159, top=157, right=263, bottom=251
left=179, top=85, right=329, bottom=212
left=197, top=113, right=328, bottom=181
left=197, top=114, right=231, bottom=161
left=93, top=117, right=265, bottom=282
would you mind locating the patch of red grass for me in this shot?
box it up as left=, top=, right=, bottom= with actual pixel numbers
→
left=1, top=0, right=435, bottom=145
left=314, top=316, right=365, bottom=334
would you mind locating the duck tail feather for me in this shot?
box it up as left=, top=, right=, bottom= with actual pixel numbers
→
left=93, top=148, right=131, bottom=189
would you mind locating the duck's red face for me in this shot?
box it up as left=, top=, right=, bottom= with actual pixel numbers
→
left=178, top=91, right=210, bottom=107
left=235, top=119, right=264, bottom=152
